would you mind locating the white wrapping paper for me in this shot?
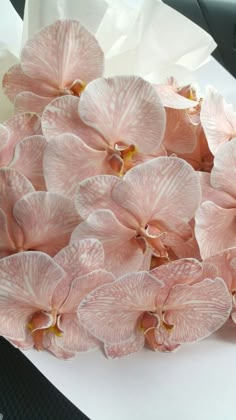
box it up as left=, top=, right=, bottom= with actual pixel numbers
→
left=22, top=0, right=217, bottom=82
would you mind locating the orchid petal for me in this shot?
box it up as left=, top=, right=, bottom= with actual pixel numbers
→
left=0, top=168, right=34, bottom=248
left=78, top=271, right=163, bottom=344
left=0, top=112, right=41, bottom=166
left=163, top=108, right=197, bottom=154
left=78, top=76, right=166, bottom=153
left=195, top=202, right=236, bottom=259
left=71, top=209, right=144, bottom=276
left=198, top=172, right=236, bottom=208
left=112, top=157, right=201, bottom=230
left=21, top=20, right=104, bottom=87
left=14, top=91, right=56, bottom=114
left=164, top=278, right=232, bottom=343
left=0, top=252, right=65, bottom=340
left=43, top=134, right=112, bottom=199
left=53, top=239, right=105, bottom=307
left=75, top=175, right=126, bottom=220
left=200, top=87, right=236, bottom=155
left=105, top=333, right=145, bottom=358
left=0, top=209, right=16, bottom=256
left=154, top=84, right=198, bottom=109
left=210, top=138, right=236, bottom=199
left=3, top=64, right=58, bottom=103
left=9, top=135, right=47, bottom=190
left=41, top=95, right=104, bottom=149
left=13, top=192, right=80, bottom=256
left=49, top=313, right=99, bottom=358
left=61, top=269, right=114, bottom=313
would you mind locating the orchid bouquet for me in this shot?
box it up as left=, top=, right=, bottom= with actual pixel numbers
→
left=0, top=1, right=235, bottom=361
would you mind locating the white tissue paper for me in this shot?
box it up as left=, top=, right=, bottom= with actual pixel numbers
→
left=22, top=0, right=217, bottom=82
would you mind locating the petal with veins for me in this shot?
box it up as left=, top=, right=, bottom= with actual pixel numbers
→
left=163, top=108, right=197, bottom=154
left=200, top=87, right=236, bottom=155
left=195, top=202, right=236, bottom=259
left=210, top=138, right=236, bottom=199
left=0, top=252, right=65, bottom=339
left=53, top=240, right=105, bottom=307
left=154, top=84, right=198, bottom=109
left=78, top=76, right=166, bottom=153
left=112, top=157, right=201, bottom=230
left=13, top=192, right=80, bottom=256
left=78, top=271, right=163, bottom=344
left=43, top=134, right=112, bottom=199
left=0, top=112, right=41, bottom=166
left=105, top=333, right=145, bottom=358
left=0, top=168, right=34, bottom=248
left=164, top=278, right=232, bottom=343
left=3, top=64, right=58, bottom=103
left=9, top=135, right=47, bottom=190
left=21, top=20, right=104, bottom=88
left=71, top=209, right=144, bottom=276
left=42, top=95, right=104, bottom=149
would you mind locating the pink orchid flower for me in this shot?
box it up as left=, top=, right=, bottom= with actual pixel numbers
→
left=78, top=258, right=231, bottom=358
left=41, top=76, right=166, bottom=198
left=154, top=78, right=198, bottom=110
left=195, top=138, right=236, bottom=259
left=3, top=20, right=104, bottom=114
left=0, top=168, right=80, bottom=258
left=72, top=157, right=201, bottom=276
left=202, top=248, right=236, bottom=324
left=0, top=240, right=114, bottom=358
left=179, top=126, right=213, bottom=172
left=0, top=112, right=46, bottom=190
left=200, top=87, right=236, bottom=155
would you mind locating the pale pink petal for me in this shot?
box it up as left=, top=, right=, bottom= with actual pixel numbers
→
left=198, top=172, right=236, bottom=208
left=41, top=95, right=104, bottom=149
left=14, top=92, right=55, bottom=114
left=75, top=175, right=132, bottom=224
left=78, top=271, right=163, bottom=344
left=79, top=76, right=166, bottom=153
left=61, top=269, right=114, bottom=313
left=105, top=333, right=145, bottom=358
left=204, top=248, right=236, bottom=291
left=13, top=192, right=80, bottom=256
left=151, top=258, right=202, bottom=304
left=3, top=64, right=58, bottom=102
left=0, top=252, right=65, bottom=340
left=164, top=278, right=232, bottom=343
left=210, top=138, right=236, bottom=199
left=154, top=84, right=198, bottom=109
left=9, top=135, right=47, bottom=190
left=0, top=112, right=41, bottom=166
left=0, top=168, right=34, bottom=249
left=43, top=134, right=112, bottom=199
left=53, top=239, right=105, bottom=307
left=48, top=313, right=99, bottom=358
left=112, top=157, right=201, bottom=231
left=54, top=239, right=104, bottom=279
left=71, top=209, right=144, bottom=276
left=163, top=108, right=197, bottom=154
left=0, top=124, right=9, bottom=152
left=21, top=20, right=104, bottom=87
left=195, top=202, right=236, bottom=259
left=0, top=209, right=16, bottom=257
left=200, top=87, right=236, bottom=155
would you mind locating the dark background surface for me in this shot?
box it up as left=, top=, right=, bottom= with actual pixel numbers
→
left=1, top=0, right=235, bottom=419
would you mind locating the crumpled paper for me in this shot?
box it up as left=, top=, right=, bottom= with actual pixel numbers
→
left=0, top=0, right=217, bottom=121
left=22, top=0, right=217, bottom=82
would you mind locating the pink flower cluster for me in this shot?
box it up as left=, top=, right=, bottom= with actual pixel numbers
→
left=0, top=19, right=235, bottom=359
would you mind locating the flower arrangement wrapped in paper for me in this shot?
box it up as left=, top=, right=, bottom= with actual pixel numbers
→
left=0, top=0, right=235, bottom=360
